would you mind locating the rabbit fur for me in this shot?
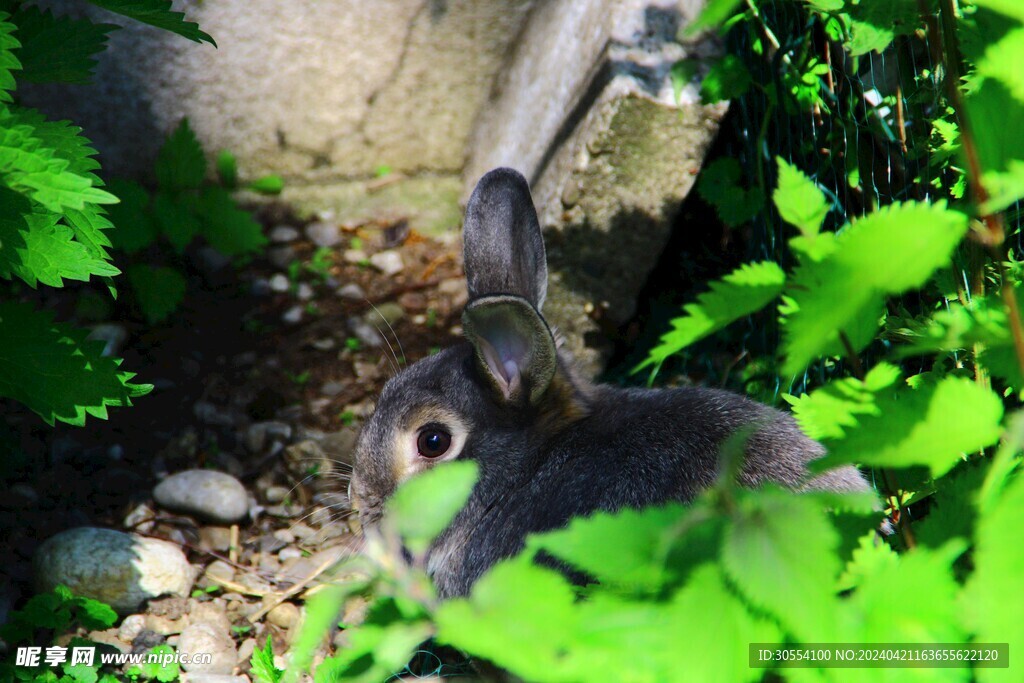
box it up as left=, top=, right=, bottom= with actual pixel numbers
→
left=350, top=167, right=870, bottom=599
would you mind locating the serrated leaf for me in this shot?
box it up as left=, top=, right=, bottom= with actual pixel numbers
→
left=697, top=157, right=764, bottom=227
left=721, top=488, right=840, bottom=642
left=250, top=636, right=284, bottom=683
left=843, top=0, right=931, bottom=56
left=964, top=471, right=1024, bottom=683
left=526, top=504, right=687, bottom=592
left=385, top=460, right=478, bottom=554
left=105, top=178, right=156, bottom=253
left=0, top=13, right=21, bottom=103
left=638, top=261, right=785, bottom=371
left=191, top=185, right=267, bottom=256
left=12, top=6, right=117, bottom=85
left=0, top=110, right=118, bottom=212
left=156, top=118, right=206, bottom=191
left=783, top=362, right=901, bottom=440
left=86, top=0, right=215, bottom=45
left=774, top=157, right=830, bottom=238
left=0, top=301, right=151, bottom=426
left=975, top=0, right=1024, bottom=22
left=73, top=596, right=117, bottom=631
left=435, top=555, right=579, bottom=681
left=916, top=463, right=987, bottom=548
left=781, top=201, right=968, bottom=375
left=152, top=192, right=199, bottom=251
left=965, top=79, right=1024, bottom=214
left=127, top=264, right=186, bottom=324
left=813, top=377, right=1004, bottom=477
left=700, top=54, right=751, bottom=103
left=11, top=108, right=104, bottom=184
left=314, top=621, right=431, bottom=683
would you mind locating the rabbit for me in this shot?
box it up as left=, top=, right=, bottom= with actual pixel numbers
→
left=349, top=167, right=871, bottom=599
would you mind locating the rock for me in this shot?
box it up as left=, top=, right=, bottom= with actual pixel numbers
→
left=266, top=602, right=300, bottom=629
left=347, top=317, right=384, bottom=348
left=320, top=381, right=345, bottom=397
left=237, top=638, right=257, bottom=667
left=199, top=526, right=234, bottom=553
left=194, top=401, right=236, bottom=427
left=283, top=440, right=332, bottom=481
left=343, top=248, right=368, bottom=264
left=363, top=302, right=405, bottom=328
left=196, top=246, right=232, bottom=274
left=318, top=429, right=359, bottom=468
left=245, top=421, right=293, bottom=454
left=465, top=0, right=726, bottom=375
left=282, top=305, right=304, bottom=325
left=251, top=277, right=272, bottom=297
left=278, top=546, right=303, bottom=562
left=336, top=283, right=366, bottom=300
left=33, top=528, right=195, bottom=614
left=306, top=221, right=342, bottom=248
left=144, top=614, right=189, bottom=636
left=153, top=470, right=249, bottom=524
left=368, top=249, right=404, bottom=276
left=178, top=622, right=237, bottom=674
left=437, top=278, right=469, bottom=310
left=123, top=503, right=156, bottom=534
left=268, top=246, right=296, bottom=270
left=312, top=337, right=336, bottom=351
left=6, top=483, right=39, bottom=509
left=296, top=283, right=314, bottom=301
left=87, top=323, right=128, bottom=358
left=118, top=614, right=146, bottom=643
left=270, top=225, right=300, bottom=243
left=269, top=273, right=290, bottom=293
left=87, top=627, right=131, bottom=654
left=204, top=560, right=236, bottom=584
left=264, top=485, right=291, bottom=504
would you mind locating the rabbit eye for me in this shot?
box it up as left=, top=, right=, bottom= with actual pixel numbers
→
left=417, top=427, right=452, bottom=458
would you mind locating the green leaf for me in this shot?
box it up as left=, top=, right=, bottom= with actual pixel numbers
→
left=0, top=109, right=118, bottom=212
left=86, top=0, right=215, bottom=45
left=385, top=460, right=478, bottom=555
left=127, top=264, right=186, bottom=324
left=0, top=301, right=151, bottom=426
left=965, top=79, right=1024, bottom=214
left=250, top=636, right=284, bottom=683
left=964, top=470, right=1024, bottom=682
left=783, top=362, right=901, bottom=440
left=670, top=60, right=699, bottom=104
left=684, top=0, right=744, bottom=36
left=436, top=555, right=579, bottom=681
left=73, top=595, right=117, bottom=631
left=781, top=201, right=969, bottom=375
left=526, top=504, right=688, bottom=593
left=284, top=585, right=346, bottom=683
left=697, top=157, right=764, bottom=227
left=155, top=118, right=206, bottom=191
left=191, top=185, right=267, bottom=256
left=216, top=150, right=237, bottom=188
left=843, top=0, right=930, bottom=56
left=152, top=192, right=200, bottom=251
left=105, top=178, right=156, bottom=253
left=314, top=621, right=431, bottom=683
left=916, top=463, right=988, bottom=548
left=721, top=488, right=840, bottom=642
left=813, top=376, right=1004, bottom=477
left=249, top=174, right=283, bottom=195
left=0, top=193, right=119, bottom=288
left=975, top=0, right=1024, bottom=22
left=774, top=157, right=830, bottom=238
left=638, top=261, right=786, bottom=371
left=12, top=7, right=117, bottom=85
left=700, top=54, right=751, bottom=103
left=0, top=13, right=21, bottom=103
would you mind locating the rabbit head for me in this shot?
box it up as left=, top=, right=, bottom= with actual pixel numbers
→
left=349, top=168, right=585, bottom=529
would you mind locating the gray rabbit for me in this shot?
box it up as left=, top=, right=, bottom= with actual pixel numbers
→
left=350, top=167, right=869, bottom=598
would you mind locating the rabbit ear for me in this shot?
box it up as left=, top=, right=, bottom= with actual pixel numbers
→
left=463, top=168, right=548, bottom=309
left=463, top=295, right=556, bottom=405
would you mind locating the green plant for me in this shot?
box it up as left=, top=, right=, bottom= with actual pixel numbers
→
left=0, top=0, right=213, bottom=425
left=288, top=1, right=1024, bottom=682
left=108, top=118, right=280, bottom=324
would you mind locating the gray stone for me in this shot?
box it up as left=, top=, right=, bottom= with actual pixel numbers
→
left=282, top=305, right=304, bottom=325
left=118, top=614, right=146, bottom=643
left=266, top=602, right=300, bottom=629
left=33, top=528, right=195, bottom=615
left=312, top=337, right=336, bottom=351
left=269, top=273, right=290, bottom=293
left=268, top=245, right=296, bottom=270
left=153, top=470, right=249, bottom=524
left=178, top=622, right=237, bottom=674
left=296, top=282, right=315, bottom=301
left=321, top=381, right=345, bottom=397
left=465, top=0, right=723, bottom=375
left=343, top=249, right=368, bottom=264
left=336, top=283, right=366, bottom=301
left=264, top=485, right=291, bottom=504
left=270, top=225, right=300, bottom=243
left=347, top=318, right=384, bottom=348
left=244, top=421, right=293, bottom=454
left=368, top=249, right=405, bottom=276
left=363, top=302, right=405, bottom=328
left=306, top=221, right=342, bottom=248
